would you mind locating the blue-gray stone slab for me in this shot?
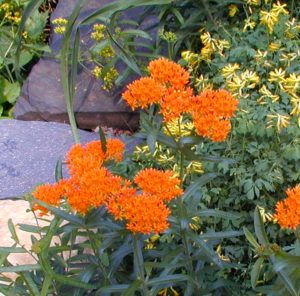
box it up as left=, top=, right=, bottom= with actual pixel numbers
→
left=0, top=119, right=139, bottom=200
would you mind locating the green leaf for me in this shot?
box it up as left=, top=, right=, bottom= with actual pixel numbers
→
left=20, top=271, right=40, bottom=296
left=197, top=209, right=241, bottom=220
left=0, top=247, right=26, bottom=254
left=251, top=257, right=264, bottom=289
left=8, top=219, right=19, bottom=244
left=243, top=227, right=260, bottom=249
left=254, top=207, right=269, bottom=245
left=33, top=199, right=84, bottom=226
left=199, top=230, right=244, bottom=240
left=0, top=265, right=41, bottom=273
left=148, top=274, right=190, bottom=286
left=98, top=126, right=107, bottom=153
left=96, top=284, right=130, bottom=295
left=182, top=173, right=218, bottom=201
left=55, top=158, right=63, bottom=182
left=121, top=29, right=152, bottom=40
left=147, top=132, right=157, bottom=154
left=121, top=280, right=143, bottom=296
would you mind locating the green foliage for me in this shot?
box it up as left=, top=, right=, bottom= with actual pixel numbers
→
left=0, top=0, right=50, bottom=117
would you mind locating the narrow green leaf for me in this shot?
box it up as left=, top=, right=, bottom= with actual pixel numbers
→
left=198, top=209, right=241, bottom=220
left=33, top=199, right=84, bottom=226
left=254, top=207, right=269, bottom=245
left=199, top=230, right=244, bottom=240
left=251, top=257, right=264, bottom=289
left=40, top=274, right=52, bottom=296
left=0, top=247, right=26, bottom=254
left=148, top=274, right=190, bottom=286
left=55, top=158, right=63, bottom=182
left=96, top=284, right=130, bottom=295
left=0, top=265, right=41, bottom=273
left=8, top=219, right=19, bottom=244
left=243, top=227, right=260, bottom=249
left=98, top=126, right=107, bottom=153
left=182, top=173, right=218, bottom=200
left=21, top=271, right=40, bottom=296
left=121, top=280, right=143, bottom=296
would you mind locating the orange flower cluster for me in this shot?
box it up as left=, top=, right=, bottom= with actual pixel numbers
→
left=123, top=58, right=193, bottom=122
left=274, top=185, right=300, bottom=230
left=32, top=141, right=182, bottom=234
left=191, top=90, right=239, bottom=142
left=123, top=58, right=239, bottom=141
left=32, top=139, right=125, bottom=215
left=107, top=168, right=182, bottom=234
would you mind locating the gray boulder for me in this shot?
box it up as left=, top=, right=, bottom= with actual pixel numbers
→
left=14, top=0, right=158, bottom=130
left=0, top=119, right=139, bottom=199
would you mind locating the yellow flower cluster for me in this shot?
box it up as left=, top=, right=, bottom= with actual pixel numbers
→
left=92, top=66, right=118, bottom=91
left=52, top=18, right=68, bottom=35
left=91, top=23, right=106, bottom=42
left=259, top=2, right=288, bottom=33
left=199, top=31, right=230, bottom=61
left=0, top=2, right=21, bottom=24
left=98, top=45, right=115, bottom=59
left=224, top=68, right=259, bottom=97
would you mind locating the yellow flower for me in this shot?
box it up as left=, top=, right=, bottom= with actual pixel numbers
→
left=243, top=18, right=256, bottom=31
left=260, top=10, right=279, bottom=33
left=181, top=51, right=200, bottom=66
left=268, top=42, right=281, bottom=52
left=195, top=75, right=213, bottom=91
left=285, top=18, right=300, bottom=39
left=200, top=44, right=214, bottom=61
left=228, top=4, right=239, bottom=17
left=221, top=63, right=240, bottom=79
left=52, top=18, right=68, bottom=25
left=226, top=74, right=246, bottom=96
left=200, top=32, right=213, bottom=46
left=268, top=68, right=286, bottom=88
left=279, top=52, right=298, bottom=67
left=271, top=2, right=289, bottom=16
left=290, top=95, right=300, bottom=116
left=283, top=73, right=300, bottom=94
left=54, top=26, right=66, bottom=34
left=91, top=24, right=106, bottom=42
left=92, top=66, right=102, bottom=79
left=247, top=0, right=260, bottom=6
left=241, top=70, right=259, bottom=88
left=267, top=113, right=290, bottom=131
left=258, top=85, right=280, bottom=103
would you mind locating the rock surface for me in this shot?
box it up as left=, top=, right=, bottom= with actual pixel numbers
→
left=13, top=0, right=158, bottom=130
left=0, top=119, right=100, bottom=199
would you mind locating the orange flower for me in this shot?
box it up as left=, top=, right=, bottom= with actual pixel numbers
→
left=193, top=114, right=232, bottom=142
left=32, top=181, right=65, bottom=215
left=160, top=87, right=194, bottom=122
left=66, top=139, right=125, bottom=176
left=191, top=89, right=238, bottom=142
left=134, top=168, right=183, bottom=202
left=148, top=58, right=190, bottom=89
left=275, top=185, right=300, bottom=230
left=64, top=167, right=123, bottom=215
left=122, top=77, right=165, bottom=109
left=122, top=194, right=171, bottom=234
left=192, top=89, right=238, bottom=118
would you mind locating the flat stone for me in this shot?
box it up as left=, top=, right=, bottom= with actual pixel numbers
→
left=0, top=119, right=133, bottom=199
left=13, top=0, right=158, bottom=130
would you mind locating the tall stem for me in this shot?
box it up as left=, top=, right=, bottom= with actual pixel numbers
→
left=133, top=235, right=149, bottom=296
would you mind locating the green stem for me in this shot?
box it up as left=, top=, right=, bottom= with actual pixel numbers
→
left=133, top=235, right=148, bottom=296
left=66, top=98, right=80, bottom=144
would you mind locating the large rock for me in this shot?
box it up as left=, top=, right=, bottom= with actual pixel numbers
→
left=0, top=119, right=140, bottom=199
left=13, top=0, right=159, bottom=130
